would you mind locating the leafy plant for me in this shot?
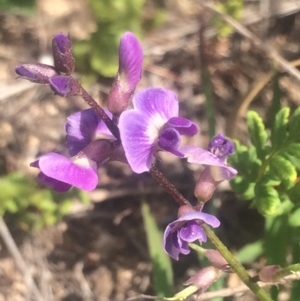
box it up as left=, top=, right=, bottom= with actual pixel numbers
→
left=0, top=0, right=36, bottom=14
left=73, top=0, right=165, bottom=79
left=213, top=0, right=243, bottom=37
left=230, top=108, right=300, bottom=218
left=0, top=172, right=89, bottom=230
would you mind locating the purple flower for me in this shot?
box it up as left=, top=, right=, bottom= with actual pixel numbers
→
left=119, top=88, right=198, bottom=173
left=181, top=134, right=237, bottom=202
left=163, top=209, right=220, bottom=260
left=107, top=32, right=143, bottom=116
left=181, top=134, right=237, bottom=182
left=31, top=109, right=126, bottom=192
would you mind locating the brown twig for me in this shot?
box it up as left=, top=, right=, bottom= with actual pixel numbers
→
left=199, top=1, right=300, bottom=83
left=124, top=273, right=300, bottom=301
left=198, top=273, right=300, bottom=300
left=0, top=217, right=44, bottom=301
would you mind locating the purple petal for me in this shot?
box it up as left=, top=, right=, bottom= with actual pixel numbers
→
left=181, top=146, right=237, bottom=181
left=65, top=109, right=114, bottom=156
left=37, top=172, right=71, bottom=192
left=119, top=110, right=156, bottom=173
left=36, top=152, right=98, bottom=191
left=179, top=240, right=191, bottom=255
left=158, top=128, right=183, bottom=157
left=132, top=88, right=178, bottom=120
left=166, top=117, right=198, bottom=136
left=208, top=134, right=235, bottom=160
left=181, top=146, right=227, bottom=167
left=179, top=221, right=207, bottom=242
left=175, top=211, right=220, bottom=228
left=163, top=226, right=192, bottom=260
left=119, top=32, right=143, bottom=91
left=49, top=76, right=80, bottom=96
left=209, top=165, right=238, bottom=181
left=164, top=231, right=182, bottom=260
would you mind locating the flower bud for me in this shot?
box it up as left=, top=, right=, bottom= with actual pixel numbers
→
left=107, top=32, right=143, bottom=116
left=15, top=63, right=59, bottom=84
left=194, top=167, right=218, bottom=204
left=205, top=249, right=230, bottom=271
left=258, top=265, right=281, bottom=282
left=52, top=33, right=75, bottom=74
left=184, top=266, right=222, bottom=293
left=49, top=75, right=81, bottom=96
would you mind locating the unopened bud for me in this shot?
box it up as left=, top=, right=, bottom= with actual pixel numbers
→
left=52, top=33, right=75, bottom=74
left=49, top=75, right=81, bottom=96
left=194, top=167, right=217, bottom=203
left=258, top=265, right=281, bottom=282
left=184, top=266, right=222, bottom=293
left=15, top=63, right=58, bottom=84
left=107, top=32, right=143, bottom=116
left=205, top=249, right=230, bottom=271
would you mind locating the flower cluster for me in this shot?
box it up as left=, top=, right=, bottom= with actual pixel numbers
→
left=15, top=32, right=237, bottom=274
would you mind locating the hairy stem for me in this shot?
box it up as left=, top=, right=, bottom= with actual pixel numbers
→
left=149, top=166, right=191, bottom=207
left=79, top=86, right=120, bottom=141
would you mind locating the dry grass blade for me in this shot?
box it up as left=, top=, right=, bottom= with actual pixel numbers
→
left=199, top=1, right=300, bottom=82
left=0, top=218, right=44, bottom=301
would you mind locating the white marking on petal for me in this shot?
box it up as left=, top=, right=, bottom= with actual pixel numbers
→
left=73, top=157, right=97, bottom=169
left=146, top=114, right=167, bottom=142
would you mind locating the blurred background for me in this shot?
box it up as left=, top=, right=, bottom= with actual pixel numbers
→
left=1, top=0, right=300, bottom=300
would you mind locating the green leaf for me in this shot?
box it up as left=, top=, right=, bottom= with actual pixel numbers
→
left=229, top=141, right=261, bottom=182
left=254, top=182, right=281, bottom=216
left=269, top=72, right=282, bottom=129
left=287, top=182, right=300, bottom=205
left=269, top=155, right=297, bottom=189
left=230, top=176, right=255, bottom=200
left=247, top=111, right=268, bottom=160
left=289, top=107, right=300, bottom=142
left=271, top=107, right=289, bottom=150
left=273, top=193, right=294, bottom=216
left=264, top=216, right=289, bottom=266
left=284, top=142, right=300, bottom=157
left=237, top=240, right=263, bottom=263
left=288, top=208, right=300, bottom=227
left=141, top=202, right=173, bottom=297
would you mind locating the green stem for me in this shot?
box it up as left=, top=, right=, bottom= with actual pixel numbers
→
left=273, top=263, right=300, bottom=281
left=203, top=224, right=274, bottom=301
